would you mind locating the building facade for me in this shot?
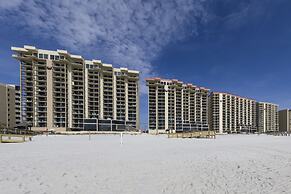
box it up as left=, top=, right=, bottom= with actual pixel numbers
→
left=0, top=83, right=20, bottom=129
left=279, top=109, right=291, bottom=132
left=15, top=85, right=21, bottom=125
left=146, top=78, right=209, bottom=134
left=256, top=102, right=279, bottom=133
left=209, top=92, right=257, bottom=134
left=12, top=45, right=140, bottom=132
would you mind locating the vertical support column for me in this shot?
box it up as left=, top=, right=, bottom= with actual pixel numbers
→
left=188, top=90, right=192, bottom=122
left=195, top=90, right=198, bottom=130
left=219, top=93, right=223, bottom=134
left=113, top=70, right=117, bottom=120
left=155, top=85, right=158, bottom=134
left=110, top=119, right=112, bottom=131
left=230, top=97, right=233, bottom=132
left=19, top=62, right=23, bottom=123
left=174, top=87, right=176, bottom=132
left=5, top=86, right=9, bottom=128
left=125, top=77, right=129, bottom=121
left=67, top=63, right=73, bottom=129
left=263, top=104, right=266, bottom=133
left=234, top=98, right=237, bottom=132
left=84, top=65, right=89, bottom=118
left=46, top=60, right=54, bottom=129
left=287, top=110, right=290, bottom=132
left=147, top=85, right=150, bottom=131
left=65, top=63, right=68, bottom=129
left=165, top=84, right=168, bottom=131
left=136, top=77, right=140, bottom=130
left=200, top=92, right=203, bottom=129
left=33, top=61, right=37, bottom=127
left=99, top=72, right=104, bottom=119
left=181, top=88, right=184, bottom=123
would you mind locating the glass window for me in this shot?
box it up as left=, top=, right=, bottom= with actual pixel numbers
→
left=60, top=56, right=65, bottom=60
left=50, top=55, right=54, bottom=60
left=44, top=54, right=48, bottom=59
left=39, top=53, right=43, bottom=59
left=55, top=56, right=60, bottom=60
left=86, top=64, right=89, bottom=68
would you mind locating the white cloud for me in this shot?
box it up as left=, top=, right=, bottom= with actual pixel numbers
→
left=1, top=0, right=269, bottom=92
left=0, top=0, right=22, bottom=9
left=0, top=0, right=210, bottom=92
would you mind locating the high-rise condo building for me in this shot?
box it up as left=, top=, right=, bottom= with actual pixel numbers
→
left=12, top=45, right=140, bottom=132
left=256, top=102, right=279, bottom=133
left=0, top=83, right=21, bottom=129
left=279, top=109, right=291, bottom=132
left=146, top=78, right=209, bottom=134
left=209, top=92, right=257, bottom=134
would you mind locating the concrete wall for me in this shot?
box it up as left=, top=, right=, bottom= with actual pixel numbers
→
left=279, top=109, right=290, bottom=132
left=0, top=83, right=16, bottom=129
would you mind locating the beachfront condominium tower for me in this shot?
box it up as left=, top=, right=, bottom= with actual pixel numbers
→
left=209, top=92, right=257, bottom=134
left=12, top=45, right=140, bottom=132
left=279, top=109, right=291, bottom=132
left=256, top=102, right=279, bottom=133
left=0, top=83, right=21, bottom=129
left=146, top=78, right=210, bottom=134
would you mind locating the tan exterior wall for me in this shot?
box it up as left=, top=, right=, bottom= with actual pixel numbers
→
left=0, top=83, right=17, bottom=129
left=209, top=92, right=257, bottom=134
left=279, top=109, right=291, bottom=132
left=12, top=45, right=140, bottom=131
left=257, top=102, right=279, bottom=133
left=146, top=78, right=209, bottom=134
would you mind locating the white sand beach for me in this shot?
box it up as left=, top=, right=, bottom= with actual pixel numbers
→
left=1, top=134, right=291, bottom=194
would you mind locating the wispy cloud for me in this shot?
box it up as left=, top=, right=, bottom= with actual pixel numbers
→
left=204, top=0, right=278, bottom=31
left=0, top=0, right=275, bottom=93
left=0, top=0, right=22, bottom=9
left=0, top=0, right=211, bottom=92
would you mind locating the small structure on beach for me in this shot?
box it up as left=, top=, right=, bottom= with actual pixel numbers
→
left=0, top=134, right=32, bottom=143
left=167, top=130, right=216, bottom=139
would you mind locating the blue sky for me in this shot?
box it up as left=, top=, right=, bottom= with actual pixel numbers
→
left=0, top=0, right=291, bottom=129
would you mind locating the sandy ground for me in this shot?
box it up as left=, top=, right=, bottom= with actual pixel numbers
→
left=1, top=134, right=291, bottom=194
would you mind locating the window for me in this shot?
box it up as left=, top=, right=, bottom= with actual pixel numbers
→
left=55, top=56, right=60, bottom=60
left=44, top=54, right=48, bottom=59
left=33, top=53, right=38, bottom=57
left=86, top=64, right=89, bottom=68
left=60, top=56, right=65, bottom=60
left=50, top=55, right=55, bottom=60
left=39, top=53, right=43, bottom=59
